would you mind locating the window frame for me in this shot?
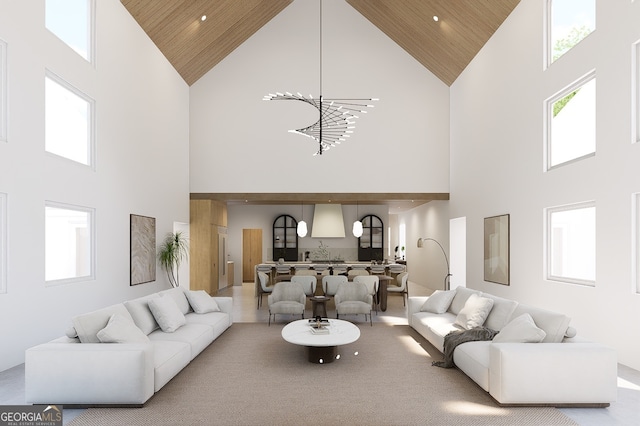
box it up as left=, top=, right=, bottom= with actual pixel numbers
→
left=634, top=193, right=640, bottom=294
left=45, top=70, right=96, bottom=168
left=545, top=0, right=596, bottom=68
left=0, top=38, right=6, bottom=143
left=45, top=0, right=96, bottom=65
left=545, top=201, right=596, bottom=286
left=544, top=71, right=597, bottom=171
left=0, top=192, right=6, bottom=294
left=634, top=40, right=640, bottom=145
left=45, top=201, right=96, bottom=286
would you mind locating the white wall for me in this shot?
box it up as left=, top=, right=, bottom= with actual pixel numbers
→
left=397, top=201, right=450, bottom=290
left=0, top=0, right=190, bottom=371
left=450, top=0, right=640, bottom=370
left=189, top=0, right=450, bottom=194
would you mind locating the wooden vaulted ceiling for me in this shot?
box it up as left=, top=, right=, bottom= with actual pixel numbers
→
left=121, top=0, right=520, bottom=86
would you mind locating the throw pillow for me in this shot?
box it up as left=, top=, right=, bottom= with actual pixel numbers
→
left=448, top=287, right=482, bottom=315
left=71, top=304, right=136, bottom=343
left=510, top=304, right=571, bottom=343
left=65, top=326, right=78, bottom=339
left=482, top=294, right=518, bottom=331
left=420, top=290, right=456, bottom=314
left=124, top=295, right=160, bottom=335
left=159, top=287, right=192, bottom=315
left=185, top=290, right=221, bottom=314
left=493, top=313, right=546, bottom=343
left=455, top=293, right=494, bottom=330
left=97, top=313, right=150, bottom=343
left=148, top=296, right=186, bottom=333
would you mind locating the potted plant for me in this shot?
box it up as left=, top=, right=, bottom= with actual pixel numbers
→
left=158, top=231, right=189, bottom=288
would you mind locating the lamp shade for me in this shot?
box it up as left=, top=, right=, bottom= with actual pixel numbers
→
left=352, top=220, right=363, bottom=238
left=297, top=220, right=308, bottom=237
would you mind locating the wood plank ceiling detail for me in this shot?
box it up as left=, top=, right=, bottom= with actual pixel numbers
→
left=346, top=0, right=520, bottom=86
left=121, top=0, right=519, bottom=87
left=120, top=0, right=293, bottom=86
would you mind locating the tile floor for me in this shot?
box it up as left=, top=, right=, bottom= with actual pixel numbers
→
left=1, top=280, right=638, bottom=425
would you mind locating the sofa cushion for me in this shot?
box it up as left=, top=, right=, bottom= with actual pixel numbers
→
left=159, top=287, right=191, bottom=315
left=150, top=340, right=191, bottom=392
left=448, top=287, right=482, bottom=315
left=511, top=303, right=571, bottom=343
left=455, top=294, right=494, bottom=329
left=185, top=290, right=221, bottom=314
left=185, top=311, right=231, bottom=340
left=482, top=294, right=518, bottom=331
left=97, top=313, right=150, bottom=343
left=124, top=294, right=160, bottom=335
left=410, top=311, right=459, bottom=353
left=71, top=304, right=134, bottom=343
left=493, top=313, right=546, bottom=343
left=453, top=341, right=492, bottom=391
left=420, top=290, right=456, bottom=314
left=148, top=296, right=186, bottom=333
left=149, top=323, right=214, bottom=360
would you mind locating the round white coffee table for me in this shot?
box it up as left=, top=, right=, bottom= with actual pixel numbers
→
left=281, top=319, right=361, bottom=364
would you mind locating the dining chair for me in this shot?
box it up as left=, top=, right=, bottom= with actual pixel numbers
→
left=291, top=275, right=317, bottom=297
left=386, top=272, right=409, bottom=306
left=331, top=265, right=348, bottom=276
left=322, top=275, right=347, bottom=297
left=256, top=271, right=272, bottom=309
left=347, top=269, right=369, bottom=280
left=387, top=263, right=406, bottom=279
left=369, top=264, right=387, bottom=275
left=275, top=264, right=293, bottom=282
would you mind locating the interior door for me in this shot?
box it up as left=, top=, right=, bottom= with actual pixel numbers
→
left=218, top=230, right=227, bottom=290
left=242, top=229, right=262, bottom=282
left=450, top=217, right=466, bottom=290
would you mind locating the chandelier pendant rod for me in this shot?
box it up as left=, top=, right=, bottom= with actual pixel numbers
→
left=319, top=0, right=323, bottom=155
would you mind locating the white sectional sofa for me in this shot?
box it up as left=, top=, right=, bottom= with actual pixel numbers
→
left=25, top=287, right=232, bottom=407
left=408, top=287, right=618, bottom=406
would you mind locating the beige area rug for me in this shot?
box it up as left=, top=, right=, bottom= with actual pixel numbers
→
left=68, top=323, right=577, bottom=426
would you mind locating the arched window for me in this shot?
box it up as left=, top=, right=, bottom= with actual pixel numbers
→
left=358, top=214, right=384, bottom=262
left=273, top=214, right=298, bottom=261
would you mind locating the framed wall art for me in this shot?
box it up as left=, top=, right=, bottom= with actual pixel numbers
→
left=484, top=214, right=510, bottom=285
left=130, top=214, right=156, bottom=285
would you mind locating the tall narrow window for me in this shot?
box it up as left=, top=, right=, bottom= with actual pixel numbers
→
left=546, top=202, right=596, bottom=286
left=0, top=38, right=6, bottom=143
left=45, top=0, right=94, bottom=63
left=0, top=193, right=6, bottom=293
left=546, top=72, right=596, bottom=170
left=45, top=202, right=94, bottom=284
left=45, top=72, right=94, bottom=166
left=634, top=193, right=640, bottom=293
left=634, top=40, right=640, bottom=144
left=547, top=0, right=596, bottom=66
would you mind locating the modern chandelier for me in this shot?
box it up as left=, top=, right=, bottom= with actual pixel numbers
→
left=263, top=0, right=377, bottom=156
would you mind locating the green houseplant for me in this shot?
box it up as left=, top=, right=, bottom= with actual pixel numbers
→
left=158, top=231, right=189, bottom=288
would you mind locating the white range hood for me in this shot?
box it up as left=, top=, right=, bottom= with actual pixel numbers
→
left=310, top=204, right=346, bottom=238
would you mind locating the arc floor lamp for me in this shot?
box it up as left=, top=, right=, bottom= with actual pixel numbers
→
left=417, top=237, right=452, bottom=291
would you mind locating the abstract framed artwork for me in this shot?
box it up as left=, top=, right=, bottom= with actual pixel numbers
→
left=130, top=214, right=156, bottom=286
left=484, top=214, right=510, bottom=285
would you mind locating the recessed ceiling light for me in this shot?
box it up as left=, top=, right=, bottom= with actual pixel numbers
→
left=201, top=15, right=207, bottom=22
left=433, top=15, right=439, bottom=22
